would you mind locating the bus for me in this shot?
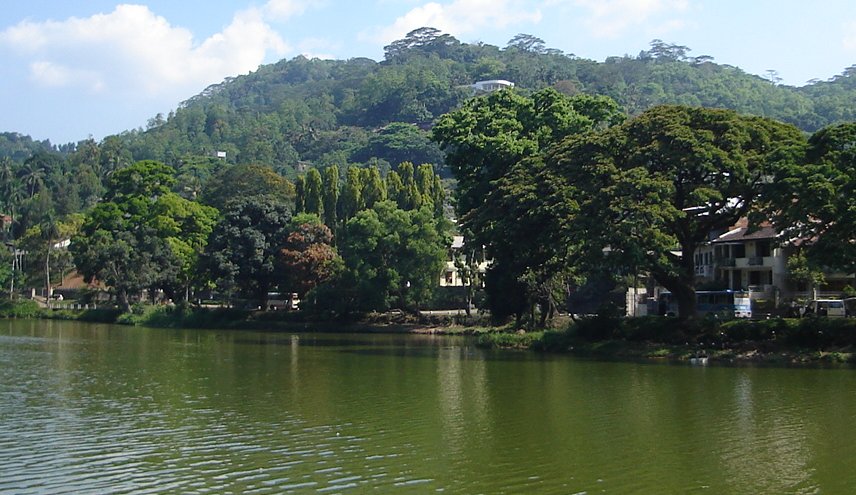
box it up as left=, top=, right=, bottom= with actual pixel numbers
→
left=657, top=290, right=751, bottom=319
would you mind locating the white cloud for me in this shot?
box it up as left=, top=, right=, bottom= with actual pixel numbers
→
left=844, top=20, right=856, bottom=51
left=29, top=61, right=105, bottom=92
left=0, top=4, right=290, bottom=98
left=295, top=38, right=340, bottom=60
left=571, top=0, right=690, bottom=38
left=365, top=0, right=542, bottom=44
left=264, top=0, right=315, bottom=21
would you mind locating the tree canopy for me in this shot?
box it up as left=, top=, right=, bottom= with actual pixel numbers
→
left=766, top=122, right=856, bottom=274
left=203, top=195, right=293, bottom=309
left=545, top=105, right=805, bottom=319
left=71, top=161, right=218, bottom=309
left=432, top=87, right=623, bottom=322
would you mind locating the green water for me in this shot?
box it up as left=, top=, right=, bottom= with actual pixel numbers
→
left=2, top=319, right=856, bottom=494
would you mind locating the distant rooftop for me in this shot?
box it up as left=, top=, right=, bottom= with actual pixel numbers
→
left=711, top=219, right=778, bottom=243
left=471, top=80, right=514, bottom=92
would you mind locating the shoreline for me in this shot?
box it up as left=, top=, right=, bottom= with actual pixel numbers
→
left=5, top=300, right=856, bottom=367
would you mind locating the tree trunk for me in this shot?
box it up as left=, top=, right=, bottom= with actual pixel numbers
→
left=44, top=243, right=51, bottom=302
left=652, top=253, right=698, bottom=321
left=674, top=284, right=697, bottom=322
left=118, top=290, right=131, bottom=313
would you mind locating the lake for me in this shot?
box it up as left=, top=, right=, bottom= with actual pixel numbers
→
left=2, top=319, right=856, bottom=494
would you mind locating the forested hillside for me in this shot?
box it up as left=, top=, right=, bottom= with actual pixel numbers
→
left=3, top=29, right=855, bottom=178
left=107, top=30, right=856, bottom=177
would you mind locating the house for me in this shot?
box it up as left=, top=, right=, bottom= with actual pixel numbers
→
left=471, top=80, right=515, bottom=92
left=439, top=236, right=490, bottom=287
left=693, top=218, right=853, bottom=303
left=693, top=219, right=783, bottom=294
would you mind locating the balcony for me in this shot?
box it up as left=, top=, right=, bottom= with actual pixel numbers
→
left=717, top=258, right=736, bottom=267
left=748, top=256, right=764, bottom=266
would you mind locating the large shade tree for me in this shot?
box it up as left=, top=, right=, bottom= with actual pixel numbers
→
left=432, top=87, right=623, bottom=324
left=546, top=105, right=805, bottom=320
left=765, top=122, right=856, bottom=275
left=71, top=161, right=218, bottom=310
left=201, top=164, right=295, bottom=211
left=203, top=196, right=293, bottom=309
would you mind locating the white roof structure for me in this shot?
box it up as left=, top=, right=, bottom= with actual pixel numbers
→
left=471, top=80, right=514, bottom=92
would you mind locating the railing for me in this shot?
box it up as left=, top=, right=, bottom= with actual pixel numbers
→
left=748, top=256, right=764, bottom=266
left=47, top=303, right=100, bottom=310
left=717, top=258, right=736, bottom=267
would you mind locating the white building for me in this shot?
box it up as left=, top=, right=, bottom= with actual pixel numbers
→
left=693, top=218, right=853, bottom=302
left=439, top=236, right=491, bottom=287
left=471, top=80, right=515, bottom=92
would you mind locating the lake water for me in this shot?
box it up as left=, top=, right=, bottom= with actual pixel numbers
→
left=2, top=319, right=856, bottom=494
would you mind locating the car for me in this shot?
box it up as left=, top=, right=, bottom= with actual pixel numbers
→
left=804, top=299, right=847, bottom=318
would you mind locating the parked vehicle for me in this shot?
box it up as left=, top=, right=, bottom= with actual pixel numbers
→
left=804, top=299, right=847, bottom=318
left=657, top=290, right=751, bottom=319
left=267, top=292, right=300, bottom=311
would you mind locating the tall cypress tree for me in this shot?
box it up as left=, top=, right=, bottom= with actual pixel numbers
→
left=304, top=168, right=324, bottom=217
left=322, top=165, right=339, bottom=232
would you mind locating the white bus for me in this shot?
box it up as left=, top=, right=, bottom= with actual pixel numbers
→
left=657, top=290, right=751, bottom=319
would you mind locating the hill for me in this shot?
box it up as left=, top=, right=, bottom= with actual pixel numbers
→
left=3, top=29, right=856, bottom=178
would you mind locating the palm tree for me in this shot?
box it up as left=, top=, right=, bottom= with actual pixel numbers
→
left=18, top=161, right=45, bottom=198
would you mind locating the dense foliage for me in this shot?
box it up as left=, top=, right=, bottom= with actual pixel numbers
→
left=3, top=29, right=856, bottom=326
left=544, top=106, right=805, bottom=320
left=73, top=33, right=856, bottom=180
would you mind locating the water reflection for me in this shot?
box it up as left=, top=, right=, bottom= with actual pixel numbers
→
left=2, top=320, right=856, bottom=493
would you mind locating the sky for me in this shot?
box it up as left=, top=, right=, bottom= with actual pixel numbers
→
left=1, top=0, right=855, bottom=145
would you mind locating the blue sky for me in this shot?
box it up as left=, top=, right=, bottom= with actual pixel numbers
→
left=1, top=0, right=855, bottom=144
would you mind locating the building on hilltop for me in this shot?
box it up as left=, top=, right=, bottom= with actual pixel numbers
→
left=471, top=80, right=515, bottom=93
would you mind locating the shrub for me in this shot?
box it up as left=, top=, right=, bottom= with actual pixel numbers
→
left=0, top=300, right=43, bottom=318
left=476, top=331, right=543, bottom=349
left=531, top=330, right=576, bottom=352
left=719, top=318, right=796, bottom=343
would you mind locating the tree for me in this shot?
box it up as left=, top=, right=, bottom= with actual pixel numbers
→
left=72, top=209, right=178, bottom=311
left=17, top=160, right=45, bottom=198
left=395, top=161, right=421, bottom=210
left=351, top=122, right=444, bottom=167
left=0, top=244, right=12, bottom=296
left=322, top=165, right=339, bottom=232
left=433, top=88, right=623, bottom=220
left=547, top=105, right=805, bottom=320
left=506, top=34, right=546, bottom=54
left=294, top=174, right=306, bottom=213
left=766, top=122, right=856, bottom=274
left=19, top=214, right=81, bottom=300
left=203, top=196, right=292, bottom=309
left=201, top=164, right=295, bottom=211
left=361, top=166, right=386, bottom=209
left=71, top=161, right=217, bottom=310
left=432, top=88, right=623, bottom=323
left=334, top=201, right=448, bottom=314
left=39, top=215, right=60, bottom=299
left=303, top=168, right=324, bottom=217
left=339, top=166, right=364, bottom=222
left=383, top=27, right=461, bottom=61
left=280, top=215, right=342, bottom=297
